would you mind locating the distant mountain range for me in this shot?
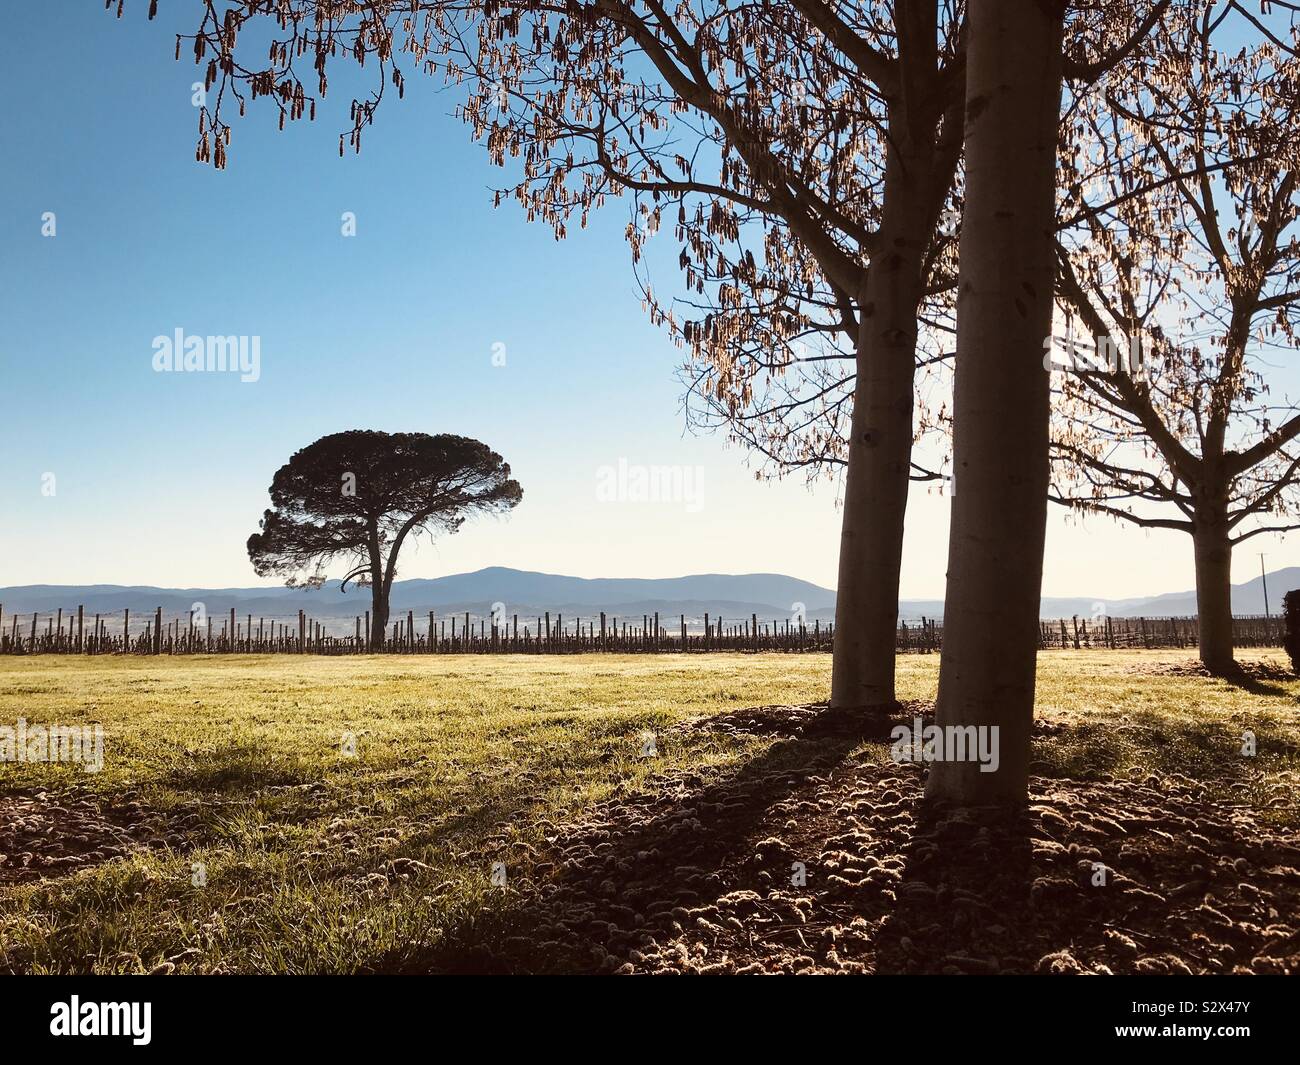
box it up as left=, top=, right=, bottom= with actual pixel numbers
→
left=1, top=565, right=1296, bottom=623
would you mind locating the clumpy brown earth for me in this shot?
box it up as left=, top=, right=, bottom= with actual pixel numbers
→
left=431, top=703, right=1300, bottom=974
left=1127, top=658, right=1295, bottom=683
left=0, top=789, right=195, bottom=885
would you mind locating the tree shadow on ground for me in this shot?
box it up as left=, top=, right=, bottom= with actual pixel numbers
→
left=878, top=776, right=1300, bottom=974
left=1033, top=709, right=1296, bottom=786
left=162, top=746, right=317, bottom=794
left=370, top=703, right=906, bottom=973
left=872, top=803, right=1035, bottom=973
left=1218, top=669, right=1290, bottom=699
left=371, top=703, right=1300, bottom=975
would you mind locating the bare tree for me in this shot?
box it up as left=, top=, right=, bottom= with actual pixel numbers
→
left=1052, top=3, right=1300, bottom=674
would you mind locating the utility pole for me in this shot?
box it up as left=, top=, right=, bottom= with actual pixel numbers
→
left=1260, top=553, right=1271, bottom=619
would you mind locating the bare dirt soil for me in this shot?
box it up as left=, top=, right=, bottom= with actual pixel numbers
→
left=440, top=703, right=1300, bottom=974
left=0, top=790, right=196, bottom=885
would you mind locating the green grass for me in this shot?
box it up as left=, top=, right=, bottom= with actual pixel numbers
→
left=0, top=650, right=1296, bottom=973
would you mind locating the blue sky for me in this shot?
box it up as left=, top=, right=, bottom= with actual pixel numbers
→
left=0, top=2, right=1293, bottom=598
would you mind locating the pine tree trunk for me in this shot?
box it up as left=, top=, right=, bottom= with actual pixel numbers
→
left=1193, top=502, right=1235, bottom=674
left=926, top=0, right=1064, bottom=804
left=830, top=207, right=923, bottom=711
left=370, top=587, right=389, bottom=649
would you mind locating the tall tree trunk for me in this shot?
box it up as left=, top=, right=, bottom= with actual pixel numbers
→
left=1193, top=495, right=1235, bottom=674
left=926, top=0, right=1064, bottom=804
left=830, top=161, right=925, bottom=711
left=370, top=583, right=389, bottom=649
left=366, top=533, right=387, bottom=649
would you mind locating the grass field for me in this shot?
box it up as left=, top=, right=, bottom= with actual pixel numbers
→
left=1, top=651, right=1297, bottom=973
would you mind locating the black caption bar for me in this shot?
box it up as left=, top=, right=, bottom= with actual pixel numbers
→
left=0, top=974, right=1287, bottom=1051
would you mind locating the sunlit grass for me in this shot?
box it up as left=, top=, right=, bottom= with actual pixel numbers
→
left=0, top=649, right=1295, bottom=972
